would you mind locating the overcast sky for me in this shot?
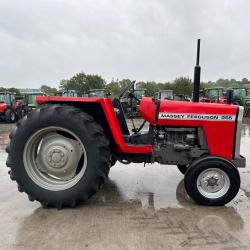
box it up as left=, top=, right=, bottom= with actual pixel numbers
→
left=0, top=0, right=250, bottom=88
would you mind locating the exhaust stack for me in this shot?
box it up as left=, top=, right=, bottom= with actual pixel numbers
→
left=192, top=39, right=201, bottom=102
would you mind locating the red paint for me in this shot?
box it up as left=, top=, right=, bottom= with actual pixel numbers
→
left=200, top=97, right=227, bottom=104
left=36, top=96, right=237, bottom=159
left=200, top=97, right=211, bottom=103
left=138, top=97, right=156, bottom=124
left=155, top=99, right=237, bottom=160
left=214, top=97, right=227, bottom=104
left=0, top=103, right=7, bottom=113
left=36, top=96, right=152, bottom=154
left=13, top=101, right=22, bottom=110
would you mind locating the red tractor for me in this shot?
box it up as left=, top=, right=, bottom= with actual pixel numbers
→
left=200, top=87, right=226, bottom=104
left=0, top=92, right=17, bottom=123
left=6, top=40, right=245, bottom=208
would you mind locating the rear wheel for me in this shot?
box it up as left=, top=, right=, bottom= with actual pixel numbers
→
left=184, top=157, right=240, bottom=206
left=6, top=105, right=110, bottom=208
left=5, top=109, right=16, bottom=123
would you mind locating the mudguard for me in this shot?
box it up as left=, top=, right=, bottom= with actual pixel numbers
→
left=36, top=96, right=152, bottom=154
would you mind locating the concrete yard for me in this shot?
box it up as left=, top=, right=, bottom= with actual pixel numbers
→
left=1, top=121, right=250, bottom=249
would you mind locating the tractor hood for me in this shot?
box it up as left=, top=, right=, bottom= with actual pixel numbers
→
left=139, top=97, right=238, bottom=125
left=139, top=97, right=241, bottom=160
left=0, top=102, right=7, bottom=113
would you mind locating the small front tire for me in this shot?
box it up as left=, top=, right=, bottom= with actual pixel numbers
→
left=184, top=156, right=240, bottom=206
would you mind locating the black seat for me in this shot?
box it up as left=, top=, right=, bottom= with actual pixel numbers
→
left=112, top=98, right=130, bottom=135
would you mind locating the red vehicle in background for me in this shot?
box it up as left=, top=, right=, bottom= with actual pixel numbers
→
left=0, top=92, right=17, bottom=122
left=0, top=92, right=28, bottom=123
left=200, top=87, right=226, bottom=104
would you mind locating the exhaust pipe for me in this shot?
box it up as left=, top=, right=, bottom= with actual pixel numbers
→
left=192, top=39, right=201, bottom=102
left=226, top=89, right=233, bottom=104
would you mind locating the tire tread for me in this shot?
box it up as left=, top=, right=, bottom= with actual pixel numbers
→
left=6, top=105, right=111, bottom=208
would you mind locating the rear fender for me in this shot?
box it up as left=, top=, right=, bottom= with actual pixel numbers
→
left=0, top=103, right=7, bottom=113
left=36, top=96, right=152, bottom=154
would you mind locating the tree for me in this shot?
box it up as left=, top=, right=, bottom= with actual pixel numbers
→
left=106, top=80, right=121, bottom=97
left=0, top=87, right=20, bottom=95
left=172, top=77, right=193, bottom=96
left=242, top=78, right=249, bottom=84
left=40, top=85, right=58, bottom=95
left=230, top=78, right=237, bottom=83
left=106, top=79, right=132, bottom=97
left=216, top=78, right=228, bottom=86
left=118, top=79, right=132, bottom=90
left=139, top=81, right=159, bottom=97
left=60, top=72, right=106, bottom=96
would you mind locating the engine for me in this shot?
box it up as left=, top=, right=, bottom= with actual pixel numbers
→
left=153, top=127, right=209, bottom=165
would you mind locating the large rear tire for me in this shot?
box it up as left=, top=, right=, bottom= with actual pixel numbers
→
left=184, top=156, right=240, bottom=206
left=6, top=105, right=110, bottom=208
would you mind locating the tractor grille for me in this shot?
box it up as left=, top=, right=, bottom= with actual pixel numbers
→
left=234, top=106, right=244, bottom=158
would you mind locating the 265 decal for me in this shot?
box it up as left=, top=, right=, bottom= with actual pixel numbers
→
left=158, top=113, right=236, bottom=121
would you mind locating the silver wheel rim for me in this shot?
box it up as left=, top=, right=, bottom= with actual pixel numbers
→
left=11, top=112, right=15, bottom=121
left=23, top=126, right=87, bottom=191
left=196, top=168, right=230, bottom=199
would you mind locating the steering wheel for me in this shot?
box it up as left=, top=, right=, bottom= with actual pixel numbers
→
left=118, top=80, right=146, bottom=134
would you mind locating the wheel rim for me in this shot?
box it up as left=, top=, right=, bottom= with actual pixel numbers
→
left=196, top=168, right=230, bottom=199
left=11, top=112, right=15, bottom=121
left=23, top=126, right=87, bottom=191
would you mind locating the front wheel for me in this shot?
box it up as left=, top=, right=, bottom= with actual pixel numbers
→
left=5, top=109, right=16, bottom=123
left=184, top=156, right=240, bottom=206
left=6, top=105, right=111, bottom=208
